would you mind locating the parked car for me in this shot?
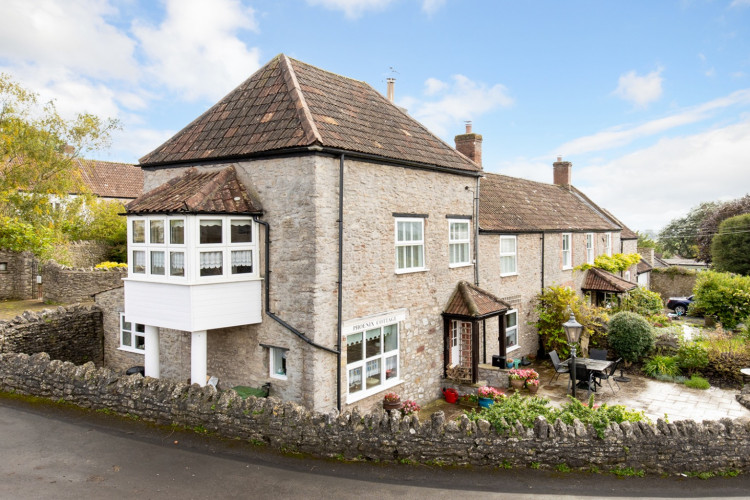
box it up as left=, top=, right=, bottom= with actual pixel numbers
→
left=667, top=295, right=694, bottom=316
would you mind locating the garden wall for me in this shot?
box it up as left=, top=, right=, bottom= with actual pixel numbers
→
left=650, top=267, right=698, bottom=301
left=65, top=241, right=111, bottom=268
left=42, top=262, right=126, bottom=303
left=1, top=351, right=749, bottom=475
left=0, top=306, right=103, bottom=365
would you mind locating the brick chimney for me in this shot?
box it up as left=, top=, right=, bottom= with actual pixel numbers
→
left=387, top=78, right=395, bottom=102
left=553, top=156, right=572, bottom=185
left=454, top=122, right=482, bottom=168
left=638, top=246, right=655, bottom=267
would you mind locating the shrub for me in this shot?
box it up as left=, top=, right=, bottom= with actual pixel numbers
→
left=95, top=261, right=128, bottom=269
left=556, top=395, right=649, bottom=439
left=617, top=287, right=664, bottom=317
left=692, top=270, right=750, bottom=330
left=684, top=375, right=710, bottom=390
left=642, top=356, right=680, bottom=378
left=534, top=286, right=608, bottom=358
left=675, top=343, right=709, bottom=375
left=652, top=328, right=682, bottom=356
left=711, top=213, right=750, bottom=276
left=607, top=312, right=654, bottom=363
left=646, top=313, right=671, bottom=328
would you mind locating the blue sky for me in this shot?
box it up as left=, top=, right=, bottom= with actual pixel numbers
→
left=2, top=0, right=750, bottom=232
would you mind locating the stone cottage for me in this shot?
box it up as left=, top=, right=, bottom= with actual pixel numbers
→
left=104, top=53, right=642, bottom=413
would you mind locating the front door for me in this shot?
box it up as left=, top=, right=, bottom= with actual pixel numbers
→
left=450, top=320, right=460, bottom=366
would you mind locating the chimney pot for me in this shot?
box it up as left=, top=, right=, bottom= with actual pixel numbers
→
left=465, top=121, right=472, bottom=134
left=386, top=78, right=395, bottom=103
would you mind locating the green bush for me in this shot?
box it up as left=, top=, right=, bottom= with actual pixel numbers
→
left=533, top=286, right=608, bottom=358
left=607, top=312, right=654, bottom=363
left=675, top=343, right=709, bottom=375
left=642, top=356, right=681, bottom=378
left=617, top=287, right=664, bottom=317
left=684, top=375, right=710, bottom=390
left=711, top=213, right=750, bottom=276
left=692, top=270, right=750, bottom=329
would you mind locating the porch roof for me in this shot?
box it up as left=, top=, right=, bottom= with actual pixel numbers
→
left=581, top=267, right=637, bottom=293
left=443, top=281, right=511, bottom=318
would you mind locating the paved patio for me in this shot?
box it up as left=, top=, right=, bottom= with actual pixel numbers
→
left=535, top=360, right=748, bottom=422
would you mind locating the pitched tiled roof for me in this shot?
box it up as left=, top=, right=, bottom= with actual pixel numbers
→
left=581, top=268, right=637, bottom=293
left=139, top=54, right=480, bottom=174
left=77, top=159, right=142, bottom=199
left=126, top=166, right=262, bottom=215
left=597, top=205, right=638, bottom=239
left=444, top=281, right=511, bottom=318
left=479, top=173, right=621, bottom=232
left=637, top=258, right=653, bottom=274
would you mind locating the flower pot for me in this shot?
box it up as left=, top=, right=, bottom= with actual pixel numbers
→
left=478, top=396, right=494, bottom=409
left=510, top=379, right=524, bottom=390
left=506, top=360, right=514, bottom=369
left=527, top=383, right=539, bottom=395
left=383, top=401, right=402, bottom=412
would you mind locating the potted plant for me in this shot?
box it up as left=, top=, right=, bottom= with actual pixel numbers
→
left=508, top=369, right=525, bottom=390
left=477, top=386, right=500, bottom=408
left=401, top=399, right=421, bottom=416
left=506, top=357, right=514, bottom=369
left=383, top=392, right=402, bottom=412
left=526, top=378, right=540, bottom=394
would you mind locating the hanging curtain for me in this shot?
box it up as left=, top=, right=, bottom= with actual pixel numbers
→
left=199, top=252, right=223, bottom=269
left=231, top=250, right=252, bottom=266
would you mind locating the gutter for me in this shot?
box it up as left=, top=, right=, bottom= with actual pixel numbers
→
left=253, top=216, right=339, bottom=356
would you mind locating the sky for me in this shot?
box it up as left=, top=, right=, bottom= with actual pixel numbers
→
left=2, top=0, right=750, bottom=233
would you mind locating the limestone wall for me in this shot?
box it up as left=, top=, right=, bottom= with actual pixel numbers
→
left=0, top=306, right=103, bottom=365
left=42, top=262, right=126, bottom=303
left=650, top=268, right=698, bottom=301
left=65, top=240, right=111, bottom=268
left=0, top=250, right=36, bottom=300
left=1, top=351, right=748, bottom=475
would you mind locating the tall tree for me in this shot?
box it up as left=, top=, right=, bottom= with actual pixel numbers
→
left=658, top=201, right=718, bottom=259
left=711, top=213, right=750, bottom=275
left=697, top=195, right=750, bottom=263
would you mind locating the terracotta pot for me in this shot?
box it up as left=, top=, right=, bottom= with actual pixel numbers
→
left=510, top=379, right=524, bottom=390
left=527, top=383, right=539, bottom=395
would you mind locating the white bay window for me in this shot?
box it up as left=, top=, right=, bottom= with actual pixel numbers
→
left=346, top=323, right=399, bottom=401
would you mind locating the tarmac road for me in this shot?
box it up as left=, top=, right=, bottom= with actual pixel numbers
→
left=0, top=396, right=749, bottom=500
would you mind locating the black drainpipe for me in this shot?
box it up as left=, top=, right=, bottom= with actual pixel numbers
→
left=335, top=154, right=345, bottom=412
left=540, top=232, right=545, bottom=292
left=253, top=216, right=339, bottom=357
left=474, top=175, right=481, bottom=286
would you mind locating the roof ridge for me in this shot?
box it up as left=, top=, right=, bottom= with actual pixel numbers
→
left=281, top=54, right=322, bottom=145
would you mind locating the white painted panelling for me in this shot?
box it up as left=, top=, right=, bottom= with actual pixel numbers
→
left=124, top=279, right=262, bottom=332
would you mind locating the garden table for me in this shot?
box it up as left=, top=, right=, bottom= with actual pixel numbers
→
left=562, top=358, right=613, bottom=392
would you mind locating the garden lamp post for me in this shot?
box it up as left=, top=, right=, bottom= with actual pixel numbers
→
left=562, top=312, right=583, bottom=398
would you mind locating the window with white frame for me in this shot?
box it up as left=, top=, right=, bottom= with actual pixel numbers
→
left=448, top=220, right=470, bottom=267
left=624, top=270, right=631, bottom=281
left=395, top=218, right=425, bottom=272
left=506, top=310, right=518, bottom=350
left=500, top=235, right=517, bottom=276
left=586, top=233, right=594, bottom=264
left=562, top=233, right=572, bottom=269
left=128, top=215, right=256, bottom=282
left=604, top=232, right=612, bottom=256
left=119, top=313, right=145, bottom=353
left=346, top=323, right=399, bottom=400
left=269, top=347, right=287, bottom=380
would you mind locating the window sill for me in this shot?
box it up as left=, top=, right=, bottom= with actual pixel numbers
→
left=449, top=262, right=472, bottom=269
left=117, top=347, right=144, bottom=355
left=395, top=267, right=429, bottom=275
left=562, top=266, right=573, bottom=271
left=506, top=345, right=520, bottom=353
left=500, top=272, right=518, bottom=278
left=270, top=374, right=287, bottom=381
left=346, top=379, right=403, bottom=405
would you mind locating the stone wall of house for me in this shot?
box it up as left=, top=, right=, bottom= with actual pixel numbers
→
left=650, top=268, right=698, bottom=301
left=2, top=351, right=749, bottom=475
left=0, top=250, right=36, bottom=300
left=42, top=261, right=126, bottom=303
left=65, top=240, right=112, bottom=268
left=0, top=306, right=102, bottom=365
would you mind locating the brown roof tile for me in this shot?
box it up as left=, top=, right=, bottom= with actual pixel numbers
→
left=139, top=54, right=480, bottom=173
left=444, top=281, right=511, bottom=317
left=77, top=159, right=142, bottom=199
left=126, top=166, right=262, bottom=215
left=637, top=258, right=653, bottom=274
left=479, top=173, right=621, bottom=232
left=581, top=268, right=637, bottom=293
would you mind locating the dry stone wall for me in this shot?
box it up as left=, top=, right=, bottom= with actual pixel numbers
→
left=0, top=306, right=103, bottom=365
left=0, top=250, right=36, bottom=300
left=42, top=262, right=126, bottom=303
left=650, top=268, right=698, bottom=301
left=2, top=351, right=749, bottom=475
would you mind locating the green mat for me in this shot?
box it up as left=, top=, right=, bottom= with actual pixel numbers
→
left=232, top=385, right=269, bottom=399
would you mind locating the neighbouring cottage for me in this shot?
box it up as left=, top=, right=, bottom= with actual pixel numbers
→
left=103, top=53, right=644, bottom=414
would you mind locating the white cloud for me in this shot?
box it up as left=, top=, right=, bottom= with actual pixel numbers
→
left=422, top=0, right=447, bottom=15
left=613, top=68, right=664, bottom=107
left=576, top=119, right=750, bottom=231
left=403, top=75, right=513, bottom=137
left=0, top=0, right=139, bottom=81
left=730, top=0, right=750, bottom=7
left=133, top=0, right=261, bottom=101
left=556, top=88, right=750, bottom=155
left=306, top=0, right=397, bottom=19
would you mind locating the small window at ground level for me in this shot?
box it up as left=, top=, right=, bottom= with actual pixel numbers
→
left=347, top=323, right=399, bottom=399
left=270, top=347, right=287, bottom=380
left=0, top=262, right=7, bottom=271
left=120, top=313, right=145, bottom=352
left=506, top=310, right=518, bottom=349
